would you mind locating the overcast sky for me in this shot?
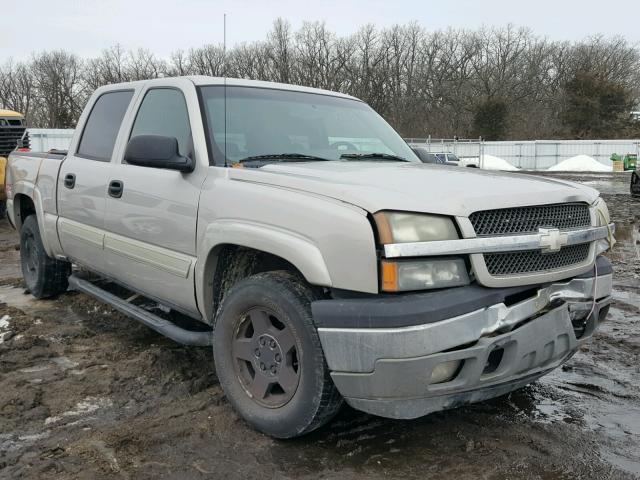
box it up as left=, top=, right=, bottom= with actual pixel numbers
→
left=1, top=0, right=639, bottom=61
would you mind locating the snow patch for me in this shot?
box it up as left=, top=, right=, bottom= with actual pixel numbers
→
left=548, top=155, right=612, bottom=172
left=0, top=315, right=11, bottom=344
left=44, top=396, right=113, bottom=426
left=463, top=155, right=518, bottom=171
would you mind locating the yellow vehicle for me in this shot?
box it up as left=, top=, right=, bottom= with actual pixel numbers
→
left=0, top=109, right=28, bottom=217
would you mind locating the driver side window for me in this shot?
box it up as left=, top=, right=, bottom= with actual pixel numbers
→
left=130, top=88, right=193, bottom=159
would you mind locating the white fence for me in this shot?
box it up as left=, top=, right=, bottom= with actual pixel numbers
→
left=27, top=129, right=75, bottom=152
left=405, top=138, right=640, bottom=170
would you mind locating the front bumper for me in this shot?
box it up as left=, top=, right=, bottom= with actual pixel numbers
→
left=314, top=264, right=612, bottom=419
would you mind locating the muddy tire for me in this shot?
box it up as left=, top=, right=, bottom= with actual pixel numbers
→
left=631, top=171, right=640, bottom=197
left=212, top=271, right=342, bottom=438
left=20, top=215, right=71, bottom=298
left=0, top=200, right=6, bottom=219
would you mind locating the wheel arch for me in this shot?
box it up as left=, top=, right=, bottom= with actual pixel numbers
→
left=12, top=186, right=61, bottom=258
left=12, top=192, right=37, bottom=230
left=195, top=221, right=332, bottom=324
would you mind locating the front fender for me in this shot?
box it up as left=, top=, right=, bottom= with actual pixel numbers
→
left=195, top=220, right=333, bottom=321
left=200, top=220, right=332, bottom=286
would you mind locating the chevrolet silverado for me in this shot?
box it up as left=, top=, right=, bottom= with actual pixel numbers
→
left=5, top=77, right=616, bottom=438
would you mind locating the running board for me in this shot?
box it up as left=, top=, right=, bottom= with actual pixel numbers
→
left=68, top=275, right=212, bottom=346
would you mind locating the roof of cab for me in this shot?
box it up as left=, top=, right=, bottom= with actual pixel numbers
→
left=188, top=76, right=360, bottom=101
left=0, top=109, right=24, bottom=118
left=95, top=76, right=361, bottom=102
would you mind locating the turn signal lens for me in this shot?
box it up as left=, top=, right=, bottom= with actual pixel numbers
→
left=381, top=260, right=399, bottom=292
left=381, top=258, right=469, bottom=292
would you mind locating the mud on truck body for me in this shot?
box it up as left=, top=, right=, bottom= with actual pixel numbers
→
left=6, top=77, right=616, bottom=438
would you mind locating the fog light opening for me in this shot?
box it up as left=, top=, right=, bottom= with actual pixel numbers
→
left=430, top=360, right=463, bottom=384
left=482, top=347, right=504, bottom=376
left=568, top=303, right=592, bottom=339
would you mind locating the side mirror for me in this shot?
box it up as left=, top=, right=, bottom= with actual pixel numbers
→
left=124, top=135, right=194, bottom=173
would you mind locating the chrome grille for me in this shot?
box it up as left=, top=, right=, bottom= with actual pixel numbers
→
left=484, top=243, right=591, bottom=276
left=470, top=203, right=591, bottom=236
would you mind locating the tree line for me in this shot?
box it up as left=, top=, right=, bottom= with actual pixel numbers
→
left=1, top=20, right=639, bottom=140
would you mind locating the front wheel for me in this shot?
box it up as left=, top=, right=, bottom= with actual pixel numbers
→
left=20, top=215, right=71, bottom=298
left=213, top=271, right=342, bottom=438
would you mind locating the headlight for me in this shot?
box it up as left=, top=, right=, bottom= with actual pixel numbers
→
left=375, top=211, right=468, bottom=292
left=381, top=258, right=469, bottom=292
left=374, top=211, right=458, bottom=243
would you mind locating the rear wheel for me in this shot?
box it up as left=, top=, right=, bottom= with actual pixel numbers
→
left=20, top=215, right=71, bottom=298
left=0, top=200, right=6, bottom=219
left=213, top=271, right=342, bottom=438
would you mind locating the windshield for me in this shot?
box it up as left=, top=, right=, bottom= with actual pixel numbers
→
left=199, top=86, right=419, bottom=165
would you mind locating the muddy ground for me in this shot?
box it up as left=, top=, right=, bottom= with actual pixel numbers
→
left=0, top=172, right=639, bottom=480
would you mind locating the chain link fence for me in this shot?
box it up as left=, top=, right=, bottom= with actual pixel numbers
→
left=405, top=138, right=640, bottom=170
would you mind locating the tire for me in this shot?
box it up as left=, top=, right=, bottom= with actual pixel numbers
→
left=631, top=171, right=640, bottom=197
left=212, top=271, right=343, bottom=438
left=0, top=200, right=6, bottom=219
left=20, top=215, right=71, bottom=298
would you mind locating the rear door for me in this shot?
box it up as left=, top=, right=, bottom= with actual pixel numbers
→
left=57, top=89, right=136, bottom=271
left=101, top=79, right=207, bottom=315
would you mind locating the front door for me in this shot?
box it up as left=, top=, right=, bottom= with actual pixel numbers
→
left=102, top=84, right=205, bottom=315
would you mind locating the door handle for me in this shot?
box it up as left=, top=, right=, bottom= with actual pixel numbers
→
left=64, top=173, right=76, bottom=189
left=108, top=180, right=124, bottom=198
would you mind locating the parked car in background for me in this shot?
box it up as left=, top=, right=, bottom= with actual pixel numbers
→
left=410, top=146, right=461, bottom=166
left=7, top=76, right=616, bottom=438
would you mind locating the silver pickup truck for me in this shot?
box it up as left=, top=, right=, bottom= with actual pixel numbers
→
left=5, top=76, right=616, bottom=438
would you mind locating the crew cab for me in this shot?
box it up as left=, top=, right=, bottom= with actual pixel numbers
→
left=6, top=77, right=616, bottom=438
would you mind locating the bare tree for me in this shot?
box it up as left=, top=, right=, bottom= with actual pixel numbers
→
left=29, top=50, right=83, bottom=128
left=3, top=20, right=638, bottom=138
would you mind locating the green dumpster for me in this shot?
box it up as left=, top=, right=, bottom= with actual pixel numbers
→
left=610, top=153, right=637, bottom=171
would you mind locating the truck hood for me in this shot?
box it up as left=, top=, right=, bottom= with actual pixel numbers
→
left=229, top=161, right=599, bottom=217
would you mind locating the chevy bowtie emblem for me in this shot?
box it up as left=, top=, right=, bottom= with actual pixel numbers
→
left=538, top=228, right=568, bottom=253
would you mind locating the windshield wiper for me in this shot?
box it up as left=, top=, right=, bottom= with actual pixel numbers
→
left=340, top=152, right=408, bottom=162
left=238, top=153, right=330, bottom=163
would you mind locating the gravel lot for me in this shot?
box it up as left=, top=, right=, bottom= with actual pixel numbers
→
left=1, top=172, right=639, bottom=479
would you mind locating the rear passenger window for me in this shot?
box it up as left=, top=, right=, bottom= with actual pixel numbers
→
left=77, top=90, right=134, bottom=161
left=129, top=88, right=192, bottom=158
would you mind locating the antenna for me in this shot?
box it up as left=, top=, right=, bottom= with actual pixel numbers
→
left=223, top=13, right=227, bottom=166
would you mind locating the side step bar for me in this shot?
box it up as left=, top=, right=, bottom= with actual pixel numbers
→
left=68, top=275, right=212, bottom=347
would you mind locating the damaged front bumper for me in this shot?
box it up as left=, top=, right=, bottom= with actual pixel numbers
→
left=313, top=257, right=613, bottom=419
